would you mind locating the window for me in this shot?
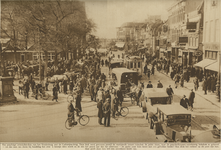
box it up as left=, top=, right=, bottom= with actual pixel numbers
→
left=193, top=38, right=196, bottom=47
left=212, top=52, right=217, bottom=59
left=33, top=53, right=38, bottom=61
left=205, top=51, right=208, bottom=58
left=130, top=62, right=133, bottom=68
left=138, top=62, right=140, bottom=68
left=208, top=51, right=213, bottom=59
left=215, top=19, right=220, bottom=42
left=196, top=38, right=199, bottom=47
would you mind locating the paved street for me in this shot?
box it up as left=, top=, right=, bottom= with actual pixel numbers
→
left=0, top=63, right=220, bottom=142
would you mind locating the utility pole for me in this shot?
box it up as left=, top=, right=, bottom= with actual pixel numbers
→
left=38, top=27, right=42, bottom=83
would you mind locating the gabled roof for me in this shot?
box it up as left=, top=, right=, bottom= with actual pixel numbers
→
left=3, top=42, right=20, bottom=51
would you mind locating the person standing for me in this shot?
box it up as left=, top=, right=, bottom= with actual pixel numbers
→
left=166, top=85, right=174, bottom=103
left=69, top=80, right=74, bottom=92
left=193, top=77, right=199, bottom=91
left=157, top=80, right=163, bottom=88
left=62, top=78, right=67, bottom=94
left=52, top=84, right=58, bottom=102
left=24, top=80, right=30, bottom=99
left=211, top=75, right=216, bottom=93
left=188, top=89, right=195, bottom=111
left=180, top=95, right=188, bottom=109
left=89, top=83, right=94, bottom=101
left=180, top=74, right=184, bottom=87
left=103, top=98, right=111, bottom=127
left=151, top=65, right=155, bottom=75
left=93, top=82, right=99, bottom=102
left=97, top=99, right=103, bottom=125
left=202, top=78, right=207, bottom=95
left=117, top=87, right=123, bottom=106
left=144, top=63, right=148, bottom=75
left=147, top=69, right=151, bottom=79
left=75, top=90, right=82, bottom=116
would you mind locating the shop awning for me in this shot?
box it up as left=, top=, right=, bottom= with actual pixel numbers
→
left=115, top=42, right=125, bottom=48
left=205, top=62, right=220, bottom=72
left=194, top=59, right=217, bottom=68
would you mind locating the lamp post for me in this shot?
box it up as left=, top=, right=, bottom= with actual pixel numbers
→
left=216, top=51, right=220, bottom=101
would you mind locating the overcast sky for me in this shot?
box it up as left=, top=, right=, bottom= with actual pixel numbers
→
left=85, top=0, right=175, bottom=39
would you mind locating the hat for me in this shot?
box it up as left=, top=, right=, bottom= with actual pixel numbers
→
left=183, top=95, right=186, bottom=98
left=149, top=81, right=151, bottom=83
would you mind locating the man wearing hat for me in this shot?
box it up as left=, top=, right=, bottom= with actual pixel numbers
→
left=97, top=99, right=103, bottom=125
left=157, top=80, right=163, bottom=88
left=97, top=87, right=104, bottom=102
left=146, top=81, right=153, bottom=88
left=75, top=89, right=82, bottom=116
left=103, top=98, right=111, bottom=127
left=52, top=84, right=58, bottom=102
left=180, top=95, right=188, bottom=109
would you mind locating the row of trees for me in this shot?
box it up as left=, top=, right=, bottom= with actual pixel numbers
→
left=1, top=0, right=99, bottom=64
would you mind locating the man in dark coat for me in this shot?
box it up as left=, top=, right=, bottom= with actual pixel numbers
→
left=93, top=82, right=99, bottom=102
left=180, top=95, right=188, bottom=109
left=211, top=75, right=216, bottom=93
left=202, top=78, right=207, bottom=95
left=166, top=85, right=174, bottom=103
left=117, top=87, right=123, bottom=106
left=147, top=69, right=151, bottom=79
left=144, top=64, right=148, bottom=75
left=24, top=80, right=30, bottom=99
left=193, top=77, right=199, bottom=91
left=75, top=90, right=82, bottom=116
left=151, top=66, right=155, bottom=75
left=146, top=81, right=153, bottom=88
left=103, top=98, right=111, bottom=127
left=157, top=80, right=163, bottom=88
left=52, top=84, right=58, bottom=102
left=188, top=89, right=195, bottom=111
left=97, top=99, right=103, bottom=125
left=62, top=78, right=68, bottom=94
left=89, top=82, right=94, bottom=101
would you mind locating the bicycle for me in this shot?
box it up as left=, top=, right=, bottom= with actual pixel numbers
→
left=32, top=87, right=50, bottom=100
left=113, top=106, right=129, bottom=119
left=65, top=111, right=90, bottom=130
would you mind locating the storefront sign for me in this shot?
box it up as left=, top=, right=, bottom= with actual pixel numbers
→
left=179, top=37, right=188, bottom=43
left=194, top=50, right=203, bottom=56
left=204, top=43, right=220, bottom=50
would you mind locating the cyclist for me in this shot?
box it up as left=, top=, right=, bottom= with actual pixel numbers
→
left=67, top=100, right=77, bottom=127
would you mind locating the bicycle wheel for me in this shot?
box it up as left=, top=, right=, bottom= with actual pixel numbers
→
left=37, top=94, right=42, bottom=100
left=65, top=119, right=72, bottom=130
left=79, top=115, right=90, bottom=126
left=120, top=107, right=129, bottom=117
left=42, top=92, right=50, bottom=100
left=67, top=95, right=74, bottom=103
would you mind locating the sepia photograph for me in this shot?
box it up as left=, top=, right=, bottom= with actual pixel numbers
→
left=0, top=0, right=220, bottom=143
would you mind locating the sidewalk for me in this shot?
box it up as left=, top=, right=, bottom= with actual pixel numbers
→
left=159, top=71, right=220, bottom=108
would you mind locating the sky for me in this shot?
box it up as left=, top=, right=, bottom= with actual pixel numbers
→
left=85, top=0, right=176, bottom=39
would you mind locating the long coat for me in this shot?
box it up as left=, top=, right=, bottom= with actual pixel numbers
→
left=89, top=84, right=94, bottom=97
left=75, top=94, right=82, bottom=112
left=97, top=101, right=103, bottom=118
left=202, top=79, right=207, bottom=91
left=188, top=91, right=195, bottom=105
